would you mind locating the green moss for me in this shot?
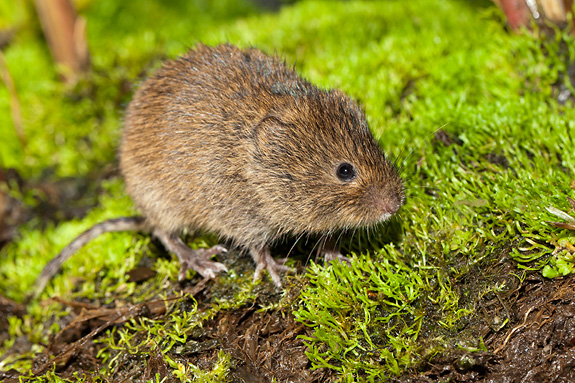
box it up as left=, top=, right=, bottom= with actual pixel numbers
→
left=295, top=250, right=423, bottom=380
left=94, top=286, right=253, bottom=380
left=0, top=0, right=259, bottom=179
left=2, top=0, right=575, bottom=381
left=0, top=178, right=136, bottom=302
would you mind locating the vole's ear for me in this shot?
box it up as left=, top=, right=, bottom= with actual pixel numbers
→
left=246, top=114, right=290, bottom=177
left=252, top=113, right=289, bottom=154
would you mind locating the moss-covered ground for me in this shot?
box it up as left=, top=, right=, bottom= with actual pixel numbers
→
left=1, top=0, right=575, bottom=381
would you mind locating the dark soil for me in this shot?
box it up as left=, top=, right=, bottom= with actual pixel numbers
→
left=201, top=309, right=333, bottom=382
left=397, top=272, right=575, bottom=383
left=0, top=168, right=27, bottom=247
left=0, top=166, right=117, bottom=250
left=0, top=279, right=333, bottom=382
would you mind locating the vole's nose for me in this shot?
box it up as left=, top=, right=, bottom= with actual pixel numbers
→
left=378, top=196, right=402, bottom=221
left=365, top=186, right=404, bottom=222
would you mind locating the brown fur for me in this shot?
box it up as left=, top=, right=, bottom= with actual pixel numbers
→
left=121, top=43, right=403, bottom=246
left=35, top=43, right=404, bottom=297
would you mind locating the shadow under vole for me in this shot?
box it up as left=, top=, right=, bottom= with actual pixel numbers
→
left=34, top=43, right=404, bottom=298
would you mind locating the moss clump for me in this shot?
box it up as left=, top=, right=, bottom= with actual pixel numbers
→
left=295, top=250, right=423, bottom=381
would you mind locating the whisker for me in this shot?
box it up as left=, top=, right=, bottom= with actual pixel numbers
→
left=397, top=122, right=450, bottom=175
left=307, top=234, right=326, bottom=267
left=286, top=233, right=305, bottom=260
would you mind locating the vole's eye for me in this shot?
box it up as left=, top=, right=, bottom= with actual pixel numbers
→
left=336, top=163, right=356, bottom=182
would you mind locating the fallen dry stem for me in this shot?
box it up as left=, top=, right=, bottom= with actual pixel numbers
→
left=494, top=306, right=535, bottom=354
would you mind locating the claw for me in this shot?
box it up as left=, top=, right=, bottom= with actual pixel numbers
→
left=321, top=238, right=352, bottom=266
left=154, top=230, right=227, bottom=281
left=324, top=250, right=351, bottom=265
left=250, top=246, right=294, bottom=287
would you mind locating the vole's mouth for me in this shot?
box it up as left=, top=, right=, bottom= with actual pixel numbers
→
left=376, top=203, right=401, bottom=223
left=378, top=211, right=395, bottom=223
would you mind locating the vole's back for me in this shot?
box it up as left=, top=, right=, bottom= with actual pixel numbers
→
left=122, top=45, right=276, bottom=243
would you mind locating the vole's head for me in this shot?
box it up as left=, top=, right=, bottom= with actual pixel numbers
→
left=249, top=86, right=404, bottom=236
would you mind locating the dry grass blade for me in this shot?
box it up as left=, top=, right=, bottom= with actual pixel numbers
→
left=549, top=221, right=575, bottom=230
left=546, top=206, right=575, bottom=223
left=567, top=197, right=575, bottom=210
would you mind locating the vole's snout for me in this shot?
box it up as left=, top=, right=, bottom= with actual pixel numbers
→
left=364, top=185, right=404, bottom=223
left=376, top=195, right=403, bottom=221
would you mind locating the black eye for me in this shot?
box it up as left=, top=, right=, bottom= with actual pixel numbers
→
left=336, top=163, right=356, bottom=182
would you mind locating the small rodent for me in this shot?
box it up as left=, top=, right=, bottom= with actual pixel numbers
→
left=34, top=43, right=404, bottom=296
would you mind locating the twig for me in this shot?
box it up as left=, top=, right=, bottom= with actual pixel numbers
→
left=34, top=0, right=90, bottom=83
left=0, top=49, right=25, bottom=147
left=493, top=306, right=534, bottom=354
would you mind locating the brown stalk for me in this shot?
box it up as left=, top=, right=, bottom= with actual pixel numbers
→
left=0, top=49, right=25, bottom=147
left=34, top=0, right=90, bottom=83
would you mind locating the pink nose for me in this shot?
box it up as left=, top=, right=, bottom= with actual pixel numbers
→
left=376, top=196, right=401, bottom=216
left=366, top=186, right=404, bottom=221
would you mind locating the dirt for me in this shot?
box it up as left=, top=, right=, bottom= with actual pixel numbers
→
left=0, top=166, right=120, bottom=253
left=434, top=130, right=463, bottom=147
left=204, top=309, right=333, bottom=382
left=0, top=169, right=26, bottom=248
left=0, top=279, right=332, bottom=382
left=397, top=272, right=575, bottom=383
left=0, top=296, right=25, bottom=349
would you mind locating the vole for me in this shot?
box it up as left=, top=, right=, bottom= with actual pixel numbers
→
left=34, top=43, right=404, bottom=297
